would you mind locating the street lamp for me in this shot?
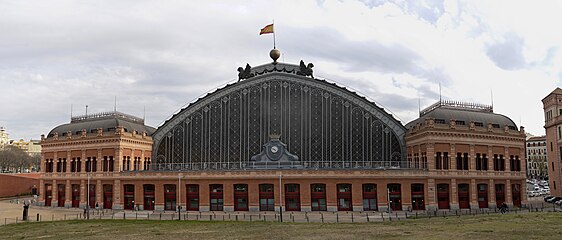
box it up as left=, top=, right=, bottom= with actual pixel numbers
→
left=279, top=174, right=283, bottom=222
left=86, top=172, right=90, bottom=220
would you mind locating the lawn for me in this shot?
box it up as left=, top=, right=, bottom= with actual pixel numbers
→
left=1, top=212, right=561, bottom=240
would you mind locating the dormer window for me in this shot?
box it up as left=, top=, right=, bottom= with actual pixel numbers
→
left=491, top=124, right=500, bottom=128
left=455, top=120, right=465, bottom=125
left=434, top=119, right=446, bottom=124
left=474, top=122, right=483, bottom=127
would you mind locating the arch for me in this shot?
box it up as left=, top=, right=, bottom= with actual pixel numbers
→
left=153, top=68, right=407, bottom=170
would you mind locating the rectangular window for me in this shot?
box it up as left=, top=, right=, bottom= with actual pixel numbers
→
left=456, top=153, right=463, bottom=170
left=443, top=152, right=449, bottom=170
left=475, top=153, right=481, bottom=170
left=435, top=152, right=442, bottom=170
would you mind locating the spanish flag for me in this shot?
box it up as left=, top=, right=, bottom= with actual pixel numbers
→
left=260, top=24, right=274, bottom=35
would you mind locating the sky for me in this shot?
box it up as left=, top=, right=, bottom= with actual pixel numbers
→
left=1, top=0, right=561, bottom=140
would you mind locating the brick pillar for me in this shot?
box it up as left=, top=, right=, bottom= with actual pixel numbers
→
left=505, top=147, right=511, bottom=171
left=97, top=149, right=102, bottom=173
left=223, top=182, right=234, bottom=212
left=39, top=179, right=45, bottom=204
left=154, top=182, right=164, bottom=211
left=488, top=179, right=495, bottom=207
left=80, top=179, right=86, bottom=208
left=300, top=182, right=311, bottom=212
left=113, top=179, right=123, bottom=210
left=200, top=182, right=210, bottom=212
left=65, top=180, right=72, bottom=207
left=115, top=148, right=122, bottom=172
left=427, top=143, right=435, bottom=170
left=96, top=179, right=102, bottom=208
left=326, top=183, right=337, bottom=212
left=51, top=179, right=58, bottom=207
left=402, top=183, right=412, bottom=211
left=470, top=179, right=478, bottom=209
left=248, top=181, right=259, bottom=212
left=488, top=145, right=494, bottom=171
left=378, top=181, right=390, bottom=212
left=450, top=144, right=456, bottom=170
left=352, top=181, right=363, bottom=212
left=506, top=179, right=512, bottom=206
left=81, top=150, right=86, bottom=173
left=470, top=144, right=476, bottom=170
left=66, top=151, right=72, bottom=173
left=451, top=179, right=458, bottom=207
left=134, top=183, right=143, bottom=210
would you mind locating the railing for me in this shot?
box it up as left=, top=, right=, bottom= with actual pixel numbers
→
left=149, top=160, right=426, bottom=172
left=71, top=111, right=144, bottom=124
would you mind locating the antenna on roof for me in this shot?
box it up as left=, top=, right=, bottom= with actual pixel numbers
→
left=418, top=94, right=421, bottom=117
left=114, top=96, right=117, bottom=112
left=490, top=89, right=494, bottom=110
left=143, top=105, right=146, bottom=120
left=70, top=104, right=73, bottom=118
left=439, top=82, right=442, bottom=102
left=85, top=105, right=88, bottom=116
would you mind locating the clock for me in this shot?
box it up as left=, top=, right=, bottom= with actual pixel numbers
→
left=270, top=146, right=279, bottom=153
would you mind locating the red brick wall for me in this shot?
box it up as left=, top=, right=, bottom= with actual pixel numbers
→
left=0, top=174, right=40, bottom=197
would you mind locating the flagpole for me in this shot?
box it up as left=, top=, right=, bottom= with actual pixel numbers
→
left=273, top=19, right=276, bottom=49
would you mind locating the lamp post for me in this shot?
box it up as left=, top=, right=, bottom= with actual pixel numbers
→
left=279, top=174, right=283, bottom=222
left=177, top=174, right=182, bottom=220
left=87, top=172, right=90, bottom=220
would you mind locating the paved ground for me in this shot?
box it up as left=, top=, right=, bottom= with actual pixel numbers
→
left=0, top=196, right=558, bottom=225
left=0, top=198, right=83, bottom=224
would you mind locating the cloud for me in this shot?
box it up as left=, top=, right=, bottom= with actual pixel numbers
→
left=486, top=32, right=527, bottom=70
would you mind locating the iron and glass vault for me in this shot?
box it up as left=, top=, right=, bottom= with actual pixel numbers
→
left=152, top=60, right=409, bottom=171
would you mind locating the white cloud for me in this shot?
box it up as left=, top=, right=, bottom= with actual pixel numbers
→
left=0, top=0, right=560, bottom=140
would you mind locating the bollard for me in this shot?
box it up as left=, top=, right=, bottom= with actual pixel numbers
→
left=160, top=213, right=162, bottom=220
left=351, top=213, right=354, bottom=223
left=123, top=212, right=126, bottom=220
left=236, top=215, right=238, bottom=221
left=210, top=215, right=212, bottom=221
left=321, top=213, right=324, bottom=223
left=381, top=212, right=384, bottom=221
left=336, top=212, right=339, bottom=223
left=366, top=212, right=370, bottom=222
left=37, top=214, right=40, bottom=222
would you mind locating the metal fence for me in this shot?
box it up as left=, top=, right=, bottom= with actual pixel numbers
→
left=3, top=203, right=560, bottom=226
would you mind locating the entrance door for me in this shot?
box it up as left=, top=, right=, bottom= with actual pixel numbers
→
left=72, top=184, right=80, bottom=208
left=103, top=184, right=113, bottom=209
left=337, top=184, right=352, bottom=211
left=437, top=184, right=450, bottom=209
left=57, top=184, right=65, bottom=207
left=388, top=184, right=402, bottom=211
left=186, top=184, right=199, bottom=211
left=411, top=184, right=425, bottom=210
left=88, top=184, right=96, bottom=209
left=234, top=184, right=249, bottom=211
left=209, top=184, right=223, bottom=211
left=477, top=184, right=488, bottom=208
left=458, top=184, right=470, bottom=209
left=311, top=184, right=327, bottom=211
left=512, top=184, right=521, bottom=207
left=143, top=184, right=155, bottom=210
left=362, top=184, right=377, bottom=211
left=164, top=184, right=176, bottom=211
left=259, top=184, right=274, bottom=211
left=124, top=184, right=135, bottom=210
left=285, top=184, right=301, bottom=211
left=45, top=184, right=52, bottom=206
left=495, top=184, right=505, bottom=208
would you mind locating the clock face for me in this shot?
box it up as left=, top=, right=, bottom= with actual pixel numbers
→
left=270, top=146, right=279, bottom=153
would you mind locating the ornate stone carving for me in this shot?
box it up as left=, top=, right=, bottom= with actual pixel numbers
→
left=81, top=129, right=87, bottom=138
left=66, top=131, right=72, bottom=139
left=449, top=119, right=456, bottom=129
left=296, top=60, right=314, bottom=78
left=97, top=128, right=103, bottom=137
left=251, top=134, right=299, bottom=163
left=237, top=63, right=254, bottom=81
left=469, top=121, right=475, bottom=130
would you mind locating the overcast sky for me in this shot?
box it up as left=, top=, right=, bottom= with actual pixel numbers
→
left=1, top=0, right=561, bottom=140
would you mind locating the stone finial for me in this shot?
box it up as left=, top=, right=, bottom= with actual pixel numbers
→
left=41, top=134, right=45, bottom=141
left=487, top=123, right=493, bottom=132
left=520, top=126, right=525, bottom=134
left=116, top=126, right=124, bottom=135
left=428, top=118, right=435, bottom=128
left=66, top=131, right=72, bottom=139
left=53, top=132, right=59, bottom=140
left=504, top=125, right=509, bottom=133
left=449, top=119, right=456, bottom=129
left=469, top=121, right=475, bottom=130
left=81, top=129, right=87, bottom=138
left=97, top=128, right=103, bottom=137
